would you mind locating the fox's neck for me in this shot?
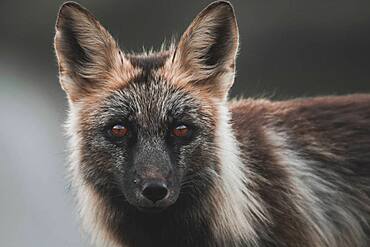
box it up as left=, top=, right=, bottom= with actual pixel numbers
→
left=207, top=102, right=267, bottom=245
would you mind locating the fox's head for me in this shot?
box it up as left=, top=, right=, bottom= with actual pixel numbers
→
left=55, top=0, right=238, bottom=218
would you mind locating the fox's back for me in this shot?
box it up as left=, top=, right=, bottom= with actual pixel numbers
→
left=230, top=94, right=370, bottom=246
left=230, top=94, right=370, bottom=176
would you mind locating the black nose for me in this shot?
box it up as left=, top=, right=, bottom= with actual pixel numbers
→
left=142, top=182, right=168, bottom=203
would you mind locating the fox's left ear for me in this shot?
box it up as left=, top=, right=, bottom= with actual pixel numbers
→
left=172, top=1, right=239, bottom=99
left=54, top=2, right=130, bottom=102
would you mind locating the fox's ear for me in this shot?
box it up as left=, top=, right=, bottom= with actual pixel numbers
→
left=54, top=2, right=129, bottom=101
left=172, top=1, right=239, bottom=99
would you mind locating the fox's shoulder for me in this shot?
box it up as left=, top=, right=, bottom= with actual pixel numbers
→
left=229, top=93, right=370, bottom=123
left=229, top=94, right=370, bottom=156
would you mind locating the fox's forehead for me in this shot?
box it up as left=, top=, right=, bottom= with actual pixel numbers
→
left=78, top=51, right=218, bottom=130
left=127, top=52, right=170, bottom=72
left=97, top=79, right=203, bottom=130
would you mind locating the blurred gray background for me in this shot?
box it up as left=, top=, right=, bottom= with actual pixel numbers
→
left=1, top=0, right=370, bottom=246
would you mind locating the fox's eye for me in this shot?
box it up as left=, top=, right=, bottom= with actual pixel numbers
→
left=172, top=124, right=189, bottom=137
left=111, top=124, right=128, bottom=138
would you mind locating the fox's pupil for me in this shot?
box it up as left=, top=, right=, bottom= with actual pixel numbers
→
left=111, top=124, right=128, bottom=137
left=172, top=124, right=189, bottom=137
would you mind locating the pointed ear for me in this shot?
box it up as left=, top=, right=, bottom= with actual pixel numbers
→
left=172, top=1, right=239, bottom=99
left=54, top=2, right=128, bottom=102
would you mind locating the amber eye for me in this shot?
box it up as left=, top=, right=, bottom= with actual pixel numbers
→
left=172, top=124, right=189, bottom=137
left=111, top=124, right=128, bottom=138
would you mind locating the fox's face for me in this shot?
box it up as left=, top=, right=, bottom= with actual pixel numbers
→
left=55, top=1, right=238, bottom=213
left=75, top=78, right=220, bottom=212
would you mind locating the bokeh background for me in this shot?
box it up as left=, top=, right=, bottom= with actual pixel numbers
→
left=1, top=0, right=370, bottom=246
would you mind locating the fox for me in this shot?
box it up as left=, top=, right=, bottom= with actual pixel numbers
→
left=54, top=1, right=370, bottom=247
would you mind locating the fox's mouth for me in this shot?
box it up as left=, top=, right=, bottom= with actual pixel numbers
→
left=137, top=206, right=167, bottom=213
left=129, top=188, right=180, bottom=213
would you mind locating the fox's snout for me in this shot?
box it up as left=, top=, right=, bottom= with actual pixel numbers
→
left=123, top=141, right=180, bottom=211
left=133, top=167, right=172, bottom=207
left=141, top=180, right=168, bottom=203
left=130, top=172, right=179, bottom=212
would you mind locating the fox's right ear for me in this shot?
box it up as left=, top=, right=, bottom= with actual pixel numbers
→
left=54, top=2, right=130, bottom=102
left=170, top=1, right=239, bottom=100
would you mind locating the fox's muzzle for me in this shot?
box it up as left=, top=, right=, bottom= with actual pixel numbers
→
left=124, top=138, right=181, bottom=212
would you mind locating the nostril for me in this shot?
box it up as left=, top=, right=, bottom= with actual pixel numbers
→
left=142, top=182, right=168, bottom=203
